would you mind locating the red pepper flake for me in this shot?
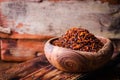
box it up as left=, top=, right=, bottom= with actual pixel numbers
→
left=52, top=27, right=104, bottom=52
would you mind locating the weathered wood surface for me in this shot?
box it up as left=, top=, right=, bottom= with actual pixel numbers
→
left=0, top=55, right=49, bottom=80
left=0, top=35, right=54, bottom=61
left=0, top=54, right=82, bottom=80
left=0, top=0, right=120, bottom=38
left=0, top=50, right=120, bottom=80
left=1, top=39, right=45, bottom=61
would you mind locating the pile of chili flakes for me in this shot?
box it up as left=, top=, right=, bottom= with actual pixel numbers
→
left=52, top=27, right=104, bottom=52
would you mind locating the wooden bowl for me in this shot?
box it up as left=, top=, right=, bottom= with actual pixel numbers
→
left=44, top=36, right=114, bottom=72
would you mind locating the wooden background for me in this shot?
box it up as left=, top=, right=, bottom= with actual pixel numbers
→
left=0, top=0, right=120, bottom=38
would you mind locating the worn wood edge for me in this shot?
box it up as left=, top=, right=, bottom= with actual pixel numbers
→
left=0, top=32, right=54, bottom=40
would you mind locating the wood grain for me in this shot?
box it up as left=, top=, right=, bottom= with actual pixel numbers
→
left=0, top=54, right=48, bottom=80
left=44, top=36, right=114, bottom=72
left=0, top=51, right=119, bottom=80
left=0, top=32, right=54, bottom=40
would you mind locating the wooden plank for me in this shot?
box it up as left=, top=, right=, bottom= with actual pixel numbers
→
left=1, top=0, right=120, bottom=39
left=0, top=50, right=120, bottom=80
left=0, top=54, right=49, bottom=80
left=0, top=38, right=49, bottom=61
left=0, top=54, right=83, bottom=80
left=0, top=32, right=54, bottom=40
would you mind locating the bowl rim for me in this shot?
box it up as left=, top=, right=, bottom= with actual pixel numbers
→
left=45, top=36, right=112, bottom=55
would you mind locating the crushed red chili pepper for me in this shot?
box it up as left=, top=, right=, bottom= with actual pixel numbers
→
left=52, top=27, right=104, bottom=52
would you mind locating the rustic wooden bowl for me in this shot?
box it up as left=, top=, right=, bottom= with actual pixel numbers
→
left=44, top=36, right=114, bottom=73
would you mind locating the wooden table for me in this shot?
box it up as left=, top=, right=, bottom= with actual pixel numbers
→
left=0, top=39, right=120, bottom=80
